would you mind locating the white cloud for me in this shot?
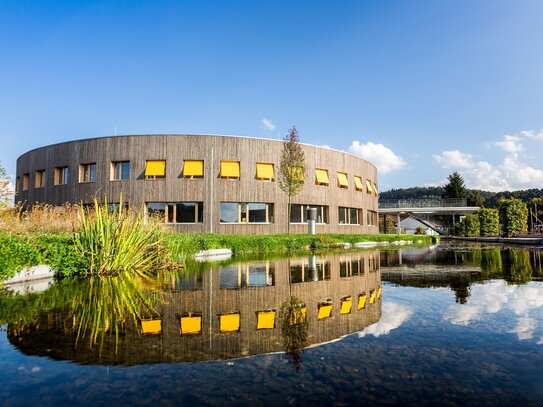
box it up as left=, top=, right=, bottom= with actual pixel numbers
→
left=495, top=135, right=523, bottom=157
left=521, top=129, right=543, bottom=141
left=348, top=141, right=406, bottom=174
left=502, top=156, right=543, bottom=186
left=358, top=302, right=413, bottom=337
left=444, top=281, right=543, bottom=343
left=433, top=150, right=475, bottom=169
left=259, top=118, right=276, bottom=131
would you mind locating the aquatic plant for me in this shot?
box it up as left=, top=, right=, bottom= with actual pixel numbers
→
left=73, top=197, right=169, bottom=276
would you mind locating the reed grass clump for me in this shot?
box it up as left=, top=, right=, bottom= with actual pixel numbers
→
left=73, top=198, right=170, bottom=276
left=0, top=203, right=80, bottom=234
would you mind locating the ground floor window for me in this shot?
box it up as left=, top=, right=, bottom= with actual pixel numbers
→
left=147, top=202, right=203, bottom=223
left=367, top=210, right=378, bottom=226
left=289, top=204, right=329, bottom=224
left=338, top=207, right=362, bottom=225
left=220, top=202, right=274, bottom=224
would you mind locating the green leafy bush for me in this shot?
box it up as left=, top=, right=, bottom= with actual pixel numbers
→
left=477, top=208, right=499, bottom=236
left=498, top=198, right=528, bottom=237
left=457, top=214, right=480, bottom=237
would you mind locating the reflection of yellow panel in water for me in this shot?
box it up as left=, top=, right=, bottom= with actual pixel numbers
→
left=318, top=304, right=332, bottom=320
left=257, top=311, right=276, bottom=329
left=220, top=313, right=240, bottom=332
left=290, top=306, right=307, bottom=325
left=358, top=293, right=367, bottom=310
left=141, top=319, right=162, bottom=334
left=340, top=297, right=353, bottom=314
left=377, top=286, right=382, bottom=299
left=180, top=316, right=202, bottom=335
left=369, top=290, right=377, bottom=304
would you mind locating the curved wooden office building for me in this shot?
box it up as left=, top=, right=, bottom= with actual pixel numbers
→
left=15, top=134, right=379, bottom=234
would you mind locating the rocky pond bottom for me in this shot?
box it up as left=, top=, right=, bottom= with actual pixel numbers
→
left=1, top=243, right=543, bottom=406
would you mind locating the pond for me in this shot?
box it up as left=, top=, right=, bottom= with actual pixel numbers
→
left=1, top=242, right=543, bottom=406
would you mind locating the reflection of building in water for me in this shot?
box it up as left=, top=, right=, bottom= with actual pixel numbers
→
left=9, top=252, right=381, bottom=366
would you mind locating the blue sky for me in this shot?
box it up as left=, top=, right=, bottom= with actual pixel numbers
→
left=1, top=0, right=542, bottom=192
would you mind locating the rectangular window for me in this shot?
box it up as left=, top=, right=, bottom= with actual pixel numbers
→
left=256, top=163, right=274, bottom=181
left=220, top=160, right=240, bottom=179
left=354, top=176, right=363, bottom=191
left=315, top=168, right=329, bottom=186
left=35, top=170, right=45, bottom=188
left=183, top=160, right=204, bottom=178
left=145, top=160, right=166, bottom=179
left=15, top=177, right=20, bottom=193
left=22, top=174, right=29, bottom=191
left=148, top=202, right=203, bottom=223
left=373, top=182, right=378, bottom=196
left=111, top=161, right=130, bottom=180
left=337, top=172, right=349, bottom=189
left=339, top=206, right=361, bottom=225
left=367, top=210, right=378, bottom=226
left=220, top=202, right=238, bottom=223
left=54, top=166, right=69, bottom=185
left=220, top=202, right=274, bottom=224
left=366, top=179, right=373, bottom=194
left=349, top=207, right=359, bottom=225
left=79, top=163, right=96, bottom=183
left=290, top=204, right=329, bottom=224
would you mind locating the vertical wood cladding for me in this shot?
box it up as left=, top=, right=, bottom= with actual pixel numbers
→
left=16, top=134, right=379, bottom=234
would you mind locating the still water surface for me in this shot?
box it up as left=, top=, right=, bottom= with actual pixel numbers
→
left=1, top=242, right=543, bottom=406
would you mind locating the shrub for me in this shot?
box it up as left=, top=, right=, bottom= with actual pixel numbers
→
left=478, top=208, right=499, bottom=236
left=457, top=214, right=480, bottom=237
left=498, top=198, right=528, bottom=237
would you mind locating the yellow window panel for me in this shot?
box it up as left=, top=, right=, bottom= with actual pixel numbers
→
left=145, top=160, right=166, bottom=177
left=377, top=286, right=382, bottom=299
left=141, top=319, right=162, bottom=334
left=220, top=161, right=240, bottom=178
left=340, top=297, right=353, bottom=314
left=184, top=160, right=204, bottom=177
left=256, top=163, right=275, bottom=180
left=369, top=289, right=377, bottom=304
left=354, top=176, right=363, bottom=191
left=315, top=168, right=329, bottom=185
left=373, top=182, right=378, bottom=196
left=317, top=303, right=333, bottom=320
left=366, top=179, right=373, bottom=194
left=219, top=313, right=240, bottom=332
left=180, top=315, right=202, bottom=335
left=256, top=310, right=276, bottom=329
left=337, top=172, right=349, bottom=188
left=358, top=293, right=367, bottom=310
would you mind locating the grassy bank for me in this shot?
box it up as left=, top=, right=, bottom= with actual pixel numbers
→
left=0, top=230, right=437, bottom=280
left=164, top=233, right=437, bottom=259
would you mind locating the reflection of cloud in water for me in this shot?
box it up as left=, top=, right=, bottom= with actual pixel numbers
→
left=358, top=302, right=413, bottom=338
left=444, top=281, right=543, bottom=343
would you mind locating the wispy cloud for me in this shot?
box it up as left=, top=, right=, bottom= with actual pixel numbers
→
left=348, top=141, right=406, bottom=174
left=259, top=118, right=276, bottom=131
left=358, top=302, right=413, bottom=337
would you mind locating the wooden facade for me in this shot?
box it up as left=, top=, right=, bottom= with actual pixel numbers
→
left=15, top=134, right=379, bottom=234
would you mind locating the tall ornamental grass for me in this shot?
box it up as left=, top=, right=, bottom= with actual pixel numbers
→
left=73, top=198, right=169, bottom=276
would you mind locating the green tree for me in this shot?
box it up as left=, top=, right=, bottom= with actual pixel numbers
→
left=442, top=172, right=468, bottom=199
left=278, top=127, right=306, bottom=234
left=478, top=207, right=499, bottom=236
left=468, top=190, right=484, bottom=207
left=498, top=197, right=528, bottom=237
left=0, top=162, right=12, bottom=208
